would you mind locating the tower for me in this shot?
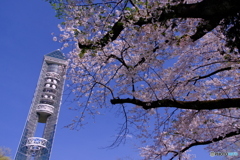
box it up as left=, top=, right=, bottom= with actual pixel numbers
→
left=15, top=50, right=68, bottom=160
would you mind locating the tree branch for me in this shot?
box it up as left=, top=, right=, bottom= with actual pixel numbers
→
left=187, top=66, right=233, bottom=83
left=78, top=0, right=240, bottom=50
left=170, top=128, right=240, bottom=160
left=78, top=17, right=124, bottom=49
left=110, top=98, right=240, bottom=110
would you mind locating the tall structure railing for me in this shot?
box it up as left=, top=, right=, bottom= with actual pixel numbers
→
left=15, top=50, right=68, bottom=160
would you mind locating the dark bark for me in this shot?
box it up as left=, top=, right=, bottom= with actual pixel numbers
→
left=78, top=0, right=240, bottom=49
left=187, top=66, right=233, bottom=83
left=111, top=98, right=240, bottom=110
left=170, top=128, right=240, bottom=160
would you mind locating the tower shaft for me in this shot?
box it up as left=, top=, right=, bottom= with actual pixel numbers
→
left=15, top=51, right=68, bottom=160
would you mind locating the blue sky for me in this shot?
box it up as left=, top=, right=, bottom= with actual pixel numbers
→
left=0, top=0, right=212, bottom=159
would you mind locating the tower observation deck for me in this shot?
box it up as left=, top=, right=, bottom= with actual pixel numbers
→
left=15, top=50, right=68, bottom=160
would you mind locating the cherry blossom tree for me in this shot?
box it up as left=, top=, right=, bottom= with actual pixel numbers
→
left=46, top=0, right=240, bottom=159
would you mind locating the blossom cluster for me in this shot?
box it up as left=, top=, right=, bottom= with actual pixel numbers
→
left=50, top=0, right=240, bottom=159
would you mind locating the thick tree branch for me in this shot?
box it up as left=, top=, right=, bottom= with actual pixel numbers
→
left=170, top=0, right=240, bottom=19
left=110, top=98, right=240, bottom=110
left=136, top=0, right=240, bottom=41
left=78, top=0, right=240, bottom=50
left=190, top=18, right=221, bottom=41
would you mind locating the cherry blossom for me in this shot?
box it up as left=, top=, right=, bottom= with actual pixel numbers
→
left=46, top=0, right=240, bottom=159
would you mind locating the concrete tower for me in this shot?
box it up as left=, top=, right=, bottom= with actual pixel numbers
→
left=15, top=50, right=68, bottom=160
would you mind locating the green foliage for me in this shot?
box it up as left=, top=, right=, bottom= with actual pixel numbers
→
left=79, top=49, right=86, bottom=58
left=0, top=147, right=11, bottom=160
left=0, top=157, right=10, bottom=160
left=125, top=7, right=132, bottom=11
left=90, top=52, right=96, bottom=57
left=224, top=54, right=232, bottom=61
left=73, top=29, right=80, bottom=37
left=45, top=0, right=65, bottom=19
